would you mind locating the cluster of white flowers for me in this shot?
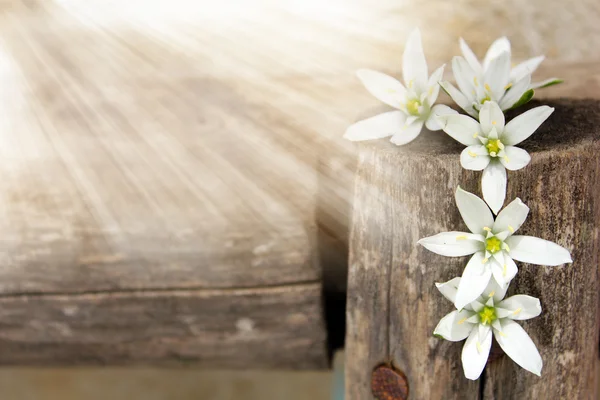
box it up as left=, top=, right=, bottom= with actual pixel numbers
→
left=345, top=29, right=571, bottom=380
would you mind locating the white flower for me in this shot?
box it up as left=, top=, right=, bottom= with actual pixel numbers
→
left=441, top=37, right=560, bottom=118
left=418, top=187, right=572, bottom=309
left=439, top=101, right=554, bottom=213
left=344, top=28, right=455, bottom=146
left=460, top=36, right=562, bottom=91
left=434, top=276, right=543, bottom=380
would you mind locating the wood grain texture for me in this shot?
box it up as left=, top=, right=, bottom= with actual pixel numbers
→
left=346, top=100, right=600, bottom=399
left=0, top=283, right=327, bottom=368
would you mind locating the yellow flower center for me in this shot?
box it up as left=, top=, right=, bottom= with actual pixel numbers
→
left=486, top=139, right=501, bottom=156
left=486, top=237, right=502, bottom=254
left=406, top=99, right=421, bottom=116
left=479, top=306, right=497, bottom=326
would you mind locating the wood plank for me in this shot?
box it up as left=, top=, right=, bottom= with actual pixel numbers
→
left=346, top=100, right=600, bottom=398
left=0, top=1, right=321, bottom=293
left=0, top=283, right=327, bottom=368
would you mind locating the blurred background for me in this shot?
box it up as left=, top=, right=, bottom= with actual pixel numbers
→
left=0, top=0, right=598, bottom=398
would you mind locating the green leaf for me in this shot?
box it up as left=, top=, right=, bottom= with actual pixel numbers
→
left=535, top=78, right=563, bottom=89
left=509, top=88, right=535, bottom=110
left=439, top=81, right=451, bottom=97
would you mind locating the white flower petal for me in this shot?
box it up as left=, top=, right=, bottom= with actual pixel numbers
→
left=440, top=114, right=481, bottom=146
left=511, top=55, right=545, bottom=82
left=455, top=186, right=495, bottom=234
left=344, top=111, right=407, bottom=141
left=435, top=277, right=461, bottom=303
left=505, top=235, right=572, bottom=266
left=495, top=231, right=510, bottom=241
left=502, top=256, right=519, bottom=283
left=440, top=81, right=477, bottom=117
left=502, top=106, right=554, bottom=145
left=390, top=120, right=424, bottom=146
left=479, top=101, right=505, bottom=133
left=487, top=127, right=499, bottom=140
left=402, top=28, right=428, bottom=92
left=459, top=38, right=482, bottom=74
left=461, top=146, right=491, bottom=171
left=499, top=146, right=531, bottom=171
left=492, top=319, right=503, bottom=332
left=469, top=300, right=485, bottom=313
left=483, top=37, right=511, bottom=71
left=491, top=258, right=507, bottom=287
left=493, top=197, right=529, bottom=235
left=455, top=252, right=493, bottom=309
left=426, top=104, right=458, bottom=131
left=497, top=295, right=542, bottom=320
left=499, top=74, right=531, bottom=110
left=461, top=327, right=493, bottom=380
left=483, top=52, right=511, bottom=100
left=356, top=69, right=406, bottom=109
left=478, top=324, right=491, bottom=343
left=452, top=56, right=477, bottom=98
left=418, top=232, right=483, bottom=257
left=494, top=319, right=542, bottom=376
left=434, top=310, right=476, bottom=341
left=482, top=162, right=507, bottom=214
left=481, top=276, right=509, bottom=303
left=427, top=64, right=445, bottom=104
left=492, top=250, right=504, bottom=266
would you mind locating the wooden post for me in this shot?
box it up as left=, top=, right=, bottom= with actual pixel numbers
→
left=346, top=99, right=600, bottom=399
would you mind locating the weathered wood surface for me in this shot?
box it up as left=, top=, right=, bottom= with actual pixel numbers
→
left=346, top=99, right=600, bottom=399
left=0, top=283, right=326, bottom=367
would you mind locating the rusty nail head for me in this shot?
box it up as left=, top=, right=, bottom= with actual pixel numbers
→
left=371, top=364, right=409, bottom=400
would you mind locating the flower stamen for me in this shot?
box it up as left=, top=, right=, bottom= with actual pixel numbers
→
left=486, top=139, right=502, bottom=156
left=485, top=237, right=502, bottom=253
left=406, top=99, right=421, bottom=116
left=478, top=306, right=497, bottom=326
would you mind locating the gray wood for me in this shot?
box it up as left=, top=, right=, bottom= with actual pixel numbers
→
left=0, top=283, right=327, bottom=368
left=346, top=100, right=600, bottom=399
